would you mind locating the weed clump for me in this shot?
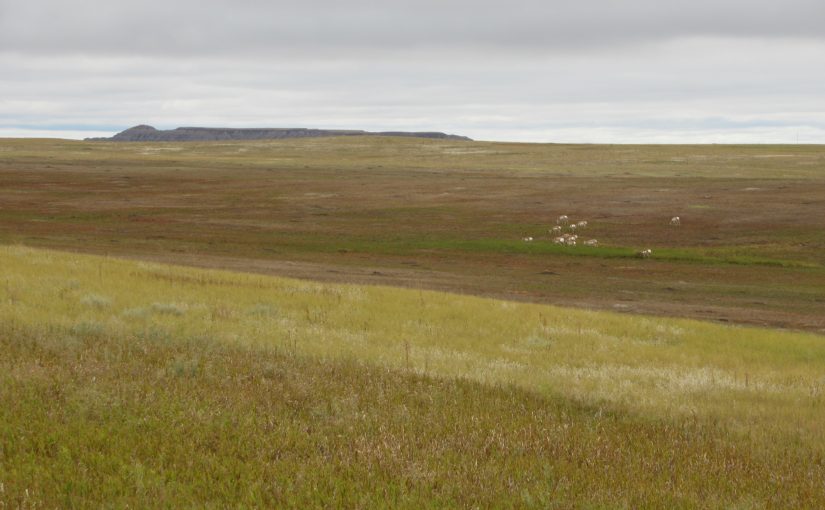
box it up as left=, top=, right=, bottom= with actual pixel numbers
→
left=121, top=307, right=150, bottom=319
left=247, top=303, right=278, bottom=318
left=150, top=302, right=187, bottom=316
left=166, top=356, right=201, bottom=378
left=80, top=293, right=111, bottom=309
left=69, top=320, right=106, bottom=338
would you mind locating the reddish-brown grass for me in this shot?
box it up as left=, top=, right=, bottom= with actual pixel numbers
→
left=1, top=137, right=824, bottom=332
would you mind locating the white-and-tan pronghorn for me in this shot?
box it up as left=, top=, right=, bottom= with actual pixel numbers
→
left=583, top=239, right=599, bottom=247
left=637, top=248, right=653, bottom=258
left=556, top=215, right=569, bottom=225
left=522, top=236, right=534, bottom=242
left=670, top=216, right=681, bottom=226
left=576, top=220, right=588, bottom=228
left=550, top=226, right=563, bottom=235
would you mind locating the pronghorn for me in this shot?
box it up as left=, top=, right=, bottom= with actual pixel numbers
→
left=670, top=216, right=681, bottom=226
left=561, top=233, right=578, bottom=246
left=637, top=249, right=653, bottom=258
left=556, top=215, right=569, bottom=225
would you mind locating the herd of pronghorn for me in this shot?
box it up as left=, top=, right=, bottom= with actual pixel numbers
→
left=522, top=215, right=681, bottom=259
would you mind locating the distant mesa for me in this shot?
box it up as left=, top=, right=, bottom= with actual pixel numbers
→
left=86, top=125, right=472, bottom=142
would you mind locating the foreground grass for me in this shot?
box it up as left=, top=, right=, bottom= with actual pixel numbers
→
left=4, top=321, right=825, bottom=508
left=2, top=245, right=825, bottom=506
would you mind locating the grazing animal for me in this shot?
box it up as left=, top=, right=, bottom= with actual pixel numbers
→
left=670, top=216, right=681, bottom=226
left=553, top=236, right=565, bottom=245
left=550, top=226, right=563, bottom=235
left=522, top=236, right=534, bottom=242
left=576, top=220, right=588, bottom=228
left=637, top=249, right=653, bottom=258
left=556, top=215, right=569, bottom=225
left=569, top=224, right=577, bottom=232
left=561, top=234, right=578, bottom=246
left=583, top=239, right=599, bottom=247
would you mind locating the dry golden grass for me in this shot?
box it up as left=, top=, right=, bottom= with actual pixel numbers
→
left=2, top=245, right=825, bottom=507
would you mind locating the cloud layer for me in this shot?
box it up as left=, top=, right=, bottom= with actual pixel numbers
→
left=2, top=0, right=824, bottom=142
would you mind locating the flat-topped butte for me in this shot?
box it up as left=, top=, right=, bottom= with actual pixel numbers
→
left=87, top=124, right=472, bottom=142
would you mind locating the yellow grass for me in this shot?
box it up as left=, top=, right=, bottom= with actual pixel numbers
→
left=4, top=244, right=825, bottom=506
left=3, top=244, right=824, bottom=447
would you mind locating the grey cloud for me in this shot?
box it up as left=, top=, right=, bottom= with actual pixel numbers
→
left=2, top=36, right=824, bottom=143
left=2, top=0, right=825, bottom=56
left=2, top=1, right=824, bottom=143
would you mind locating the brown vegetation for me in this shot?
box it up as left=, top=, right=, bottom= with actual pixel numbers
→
left=1, top=137, right=824, bottom=332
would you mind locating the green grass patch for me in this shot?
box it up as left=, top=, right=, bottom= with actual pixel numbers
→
left=319, top=237, right=821, bottom=268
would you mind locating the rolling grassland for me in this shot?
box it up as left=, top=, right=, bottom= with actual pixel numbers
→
left=2, top=245, right=825, bottom=507
left=2, top=138, right=825, bottom=332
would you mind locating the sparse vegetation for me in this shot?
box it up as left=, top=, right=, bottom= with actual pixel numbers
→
left=2, top=245, right=825, bottom=507
left=1, top=137, right=824, bottom=332
left=80, top=293, right=112, bottom=309
left=150, top=302, right=188, bottom=316
left=2, top=137, right=825, bottom=506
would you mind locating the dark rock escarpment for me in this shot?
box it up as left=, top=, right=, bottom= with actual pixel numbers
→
left=87, top=125, right=472, bottom=142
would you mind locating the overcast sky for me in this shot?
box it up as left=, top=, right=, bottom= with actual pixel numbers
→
left=2, top=0, right=824, bottom=143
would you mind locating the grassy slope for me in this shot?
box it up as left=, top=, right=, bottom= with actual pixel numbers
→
left=2, top=245, right=825, bottom=507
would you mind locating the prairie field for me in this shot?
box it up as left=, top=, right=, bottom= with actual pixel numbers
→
left=2, top=245, right=825, bottom=508
left=2, top=137, right=825, bottom=507
left=1, top=137, right=824, bottom=332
